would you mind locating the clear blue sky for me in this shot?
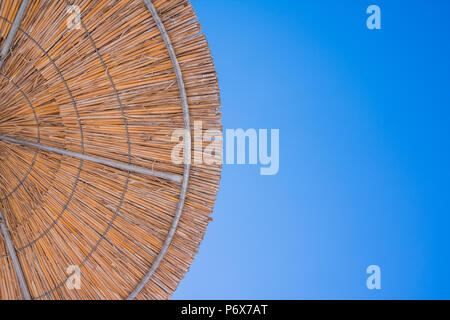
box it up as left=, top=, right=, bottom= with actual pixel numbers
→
left=173, top=0, right=450, bottom=299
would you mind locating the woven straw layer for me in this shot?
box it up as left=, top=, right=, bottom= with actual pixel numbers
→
left=0, top=0, right=221, bottom=300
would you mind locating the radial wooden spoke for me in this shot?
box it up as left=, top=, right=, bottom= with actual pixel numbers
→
left=0, top=135, right=183, bottom=183
left=0, top=208, right=31, bottom=300
left=0, top=0, right=30, bottom=70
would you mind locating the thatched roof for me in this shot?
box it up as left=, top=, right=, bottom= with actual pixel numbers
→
left=0, top=0, right=221, bottom=300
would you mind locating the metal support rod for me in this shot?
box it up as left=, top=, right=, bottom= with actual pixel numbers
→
left=0, top=209, right=31, bottom=300
left=0, top=135, right=183, bottom=183
left=0, top=0, right=30, bottom=70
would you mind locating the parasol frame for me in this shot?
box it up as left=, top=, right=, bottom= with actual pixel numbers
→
left=0, top=0, right=198, bottom=300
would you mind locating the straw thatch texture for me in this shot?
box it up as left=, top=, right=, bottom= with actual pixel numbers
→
left=0, top=0, right=221, bottom=300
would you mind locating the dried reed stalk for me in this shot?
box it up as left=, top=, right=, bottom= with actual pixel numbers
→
left=0, top=0, right=221, bottom=300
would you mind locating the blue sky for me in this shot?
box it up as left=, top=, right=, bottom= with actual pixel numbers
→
left=173, top=0, right=450, bottom=299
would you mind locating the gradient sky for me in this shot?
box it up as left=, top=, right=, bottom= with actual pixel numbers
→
left=173, top=0, right=450, bottom=299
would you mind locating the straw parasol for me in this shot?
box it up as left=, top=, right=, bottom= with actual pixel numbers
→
left=0, top=0, right=221, bottom=300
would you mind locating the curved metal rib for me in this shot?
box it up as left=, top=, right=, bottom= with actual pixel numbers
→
left=127, top=0, right=192, bottom=300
